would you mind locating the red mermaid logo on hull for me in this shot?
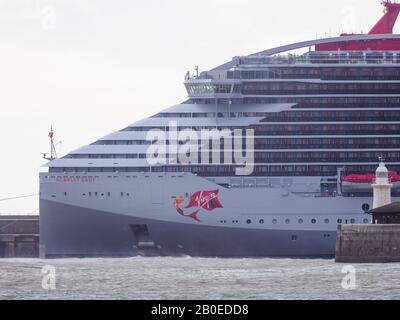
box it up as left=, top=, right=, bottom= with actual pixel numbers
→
left=173, top=190, right=223, bottom=222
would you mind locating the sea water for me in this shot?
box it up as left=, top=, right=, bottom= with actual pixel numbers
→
left=0, top=257, right=399, bottom=300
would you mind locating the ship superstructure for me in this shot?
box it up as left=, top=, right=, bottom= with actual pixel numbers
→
left=40, top=1, right=400, bottom=257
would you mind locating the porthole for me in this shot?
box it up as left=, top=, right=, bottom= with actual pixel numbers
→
left=337, top=219, right=343, bottom=224
left=259, top=219, right=264, bottom=224
left=311, top=219, right=316, bottom=224
left=285, top=219, right=290, bottom=224
left=363, top=218, right=370, bottom=224
left=324, top=219, right=330, bottom=224
left=351, top=219, right=356, bottom=224
left=246, top=219, right=252, bottom=224
left=362, top=203, right=370, bottom=212
left=298, top=218, right=304, bottom=224
left=272, top=219, right=278, bottom=224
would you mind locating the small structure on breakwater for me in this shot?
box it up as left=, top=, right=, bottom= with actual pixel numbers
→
left=367, top=202, right=400, bottom=225
left=336, top=160, right=400, bottom=263
left=0, top=215, right=39, bottom=258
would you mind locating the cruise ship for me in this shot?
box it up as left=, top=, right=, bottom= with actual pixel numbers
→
left=40, top=1, right=400, bottom=257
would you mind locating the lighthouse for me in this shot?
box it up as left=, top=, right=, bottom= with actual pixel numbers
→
left=372, top=159, right=392, bottom=209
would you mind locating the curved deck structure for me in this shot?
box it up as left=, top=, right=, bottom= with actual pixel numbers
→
left=213, top=34, right=400, bottom=71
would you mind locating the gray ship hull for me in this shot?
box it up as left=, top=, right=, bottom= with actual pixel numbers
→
left=40, top=199, right=336, bottom=258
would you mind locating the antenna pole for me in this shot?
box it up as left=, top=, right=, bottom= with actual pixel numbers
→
left=43, top=126, right=58, bottom=161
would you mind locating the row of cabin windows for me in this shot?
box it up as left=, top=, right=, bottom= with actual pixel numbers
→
left=293, top=103, right=400, bottom=109
left=86, top=137, right=400, bottom=150
left=189, top=97, right=400, bottom=106
left=262, top=110, right=400, bottom=122
left=152, top=112, right=269, bottom=118
left=119, top=125, right=255, bottom=132
left=254, top=138, right=400, bottom=148
left=189, top=98, right=400, bottom=107
left=252, top=152, right=400, bottom=162
left=80, top=192, right=130, bottom=197
left=227, top=67, right=400, bottom=80
left=241, top=217, right=369, bottom=225
left=242, top=96, right=400, bottom=102
left=243, top=88, right=400, bottom=96
left=49, top=165, right=400, bottom=176
left=242, top=97, right=400, bottom=105
left=251, top=124, right=400, bottom=135
left=66, top=154, right=147, bottom=159
left=191, top=95, right=400, bottom=105
left=66, top=151, right=400, bottom=163
left=151, top=110, right=400, bottom=120
left=118, top=124, right=400, bottom=135
left=243, top=82, right=400, bottom=92
left=86, top=137, right=400, bottom=152
left=92, top=140, right=151, bottom=145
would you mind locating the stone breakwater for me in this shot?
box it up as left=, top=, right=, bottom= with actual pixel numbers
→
left=336, top=224, right=400, bottom=263
left=0, top=215, right=39, bottom=258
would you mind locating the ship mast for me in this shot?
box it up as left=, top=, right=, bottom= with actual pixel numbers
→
left=42, top=126, right=58, bottom=161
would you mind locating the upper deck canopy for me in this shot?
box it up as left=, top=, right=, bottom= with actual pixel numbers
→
left=213, top=34, right=400, bottom=71
left=213, top=1, right=400, bottom=71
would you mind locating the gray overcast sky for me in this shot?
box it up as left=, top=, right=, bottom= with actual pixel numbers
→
left=0, top=0, right=394, bottom=213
